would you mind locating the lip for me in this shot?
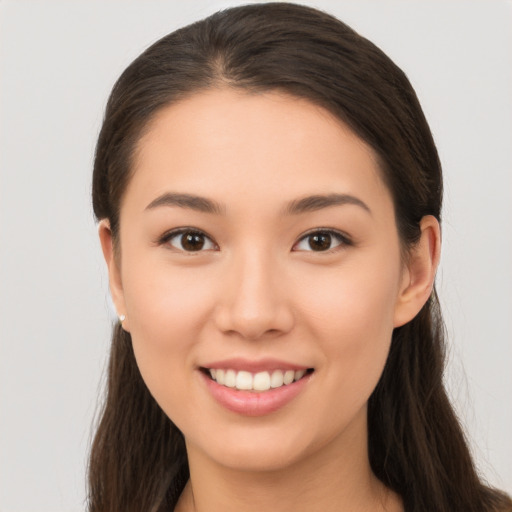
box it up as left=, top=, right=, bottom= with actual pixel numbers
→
left=199, top=367, right=313, bottom=417
left=201, top=357, right=310, bottom=373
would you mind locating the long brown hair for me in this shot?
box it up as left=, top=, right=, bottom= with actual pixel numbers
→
left=89, top=4, right=511, bottom=511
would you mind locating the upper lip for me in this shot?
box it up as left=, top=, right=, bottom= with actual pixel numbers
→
left=200, top=357, right=311, bottom=373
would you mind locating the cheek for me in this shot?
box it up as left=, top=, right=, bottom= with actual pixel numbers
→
left=295, top=252, right=401, bottom=397
left=120, top=259, right=216, bottom=407
left=298, top=252, right=400, bottom=336
left=124, top=258, right=215, bottom=341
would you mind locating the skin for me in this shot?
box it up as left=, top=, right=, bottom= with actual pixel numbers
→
left=100, top=89, right=440, bottom=512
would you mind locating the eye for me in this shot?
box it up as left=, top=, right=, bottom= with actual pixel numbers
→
left=161, top=229, right=217, bottom=252
left=293, top=230, right=351, bottom=252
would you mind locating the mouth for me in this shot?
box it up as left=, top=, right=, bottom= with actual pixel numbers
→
left=200, top=367, right=315, bottom=393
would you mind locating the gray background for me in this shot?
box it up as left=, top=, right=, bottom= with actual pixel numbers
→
left=1, top=1, right=511, bottom=510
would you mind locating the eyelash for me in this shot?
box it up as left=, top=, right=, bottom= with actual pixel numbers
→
left=158, top=228, right=218, bottom=253
left=293, top=228, right=353, bottom=253
left=157, top=228, right=352, bottom=253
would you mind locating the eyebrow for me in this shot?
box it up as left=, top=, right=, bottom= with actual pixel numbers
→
left=144, top=191, right=371, bottom=216
left=284, top=193, right=372, bottom=216
left=145, top=192, right=225, bottom=215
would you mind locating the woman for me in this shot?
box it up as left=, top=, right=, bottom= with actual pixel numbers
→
left=89, top=3, right=512, bottom=511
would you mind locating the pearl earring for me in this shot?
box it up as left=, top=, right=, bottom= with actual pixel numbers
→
left=119, top=314, right=126, bottom=322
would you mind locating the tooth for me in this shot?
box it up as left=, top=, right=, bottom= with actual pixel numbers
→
left=236, top=371, right=253, bottom=390
left=253, top=371, right=271, bottom=391
left=213, top=368, right=304, bottom=390
left=283, top=370, right=295, bottom=385
left=294, top=369, right=305, bottom=381
left=215, top=369, right=225, bottom=385
left=270, top=370, right=284, bottom=388
left=225, top=369, right=236, bottom=388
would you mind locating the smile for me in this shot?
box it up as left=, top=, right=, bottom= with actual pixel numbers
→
left=200, top=364, right=314, bottom=416
left=207, top=368, right=310, bottom=392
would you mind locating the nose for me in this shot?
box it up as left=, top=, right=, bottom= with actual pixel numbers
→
left=213, top=250, right=295, bottom=340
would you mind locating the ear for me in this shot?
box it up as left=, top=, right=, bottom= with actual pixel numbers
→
left=98, top=219, right=130, bottom=332
left=393, top=215, right=441, bottom=327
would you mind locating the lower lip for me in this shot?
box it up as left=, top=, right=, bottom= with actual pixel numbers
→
left=201, top=371, right=312, bottom=416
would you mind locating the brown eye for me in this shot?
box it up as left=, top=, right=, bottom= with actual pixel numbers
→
left=181, top=232, right=205, bottom=251
left=308, top=232, right=332, bottom=251
left=293, top=230, right=350, bottom=252
left=165, top=230, right=216, bottom=252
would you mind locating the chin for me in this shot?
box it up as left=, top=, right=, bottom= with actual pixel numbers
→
left=186, top=421, right=327, bottom=474
left=212, top=443, right=307, bottom=473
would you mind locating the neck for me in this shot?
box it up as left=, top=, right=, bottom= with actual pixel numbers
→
left=175, top=409, right=402, bottom=512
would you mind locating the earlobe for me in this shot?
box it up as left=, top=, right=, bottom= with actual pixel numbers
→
left=393, top=215, right=441, bottom=327
left=98, top=220, right=130, bottom=331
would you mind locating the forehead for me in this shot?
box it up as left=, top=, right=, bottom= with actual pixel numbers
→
left=127, top=88, right=391, bottom=215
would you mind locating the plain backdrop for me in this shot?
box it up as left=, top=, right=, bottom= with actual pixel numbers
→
left=0, top=1, right=511, bottom=510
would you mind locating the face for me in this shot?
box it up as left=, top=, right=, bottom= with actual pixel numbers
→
left=106, top=89, right=415, bottom=472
